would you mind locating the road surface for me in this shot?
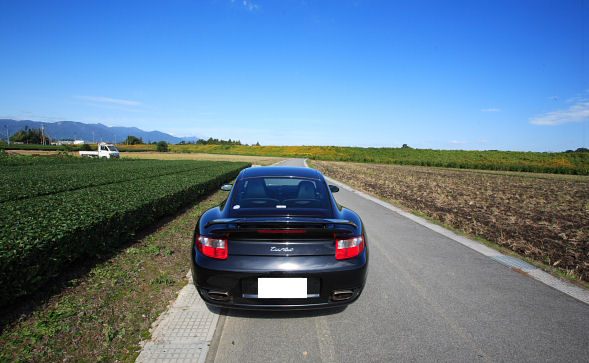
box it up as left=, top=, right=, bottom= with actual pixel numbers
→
left=207, top=158, right=588, bottom=362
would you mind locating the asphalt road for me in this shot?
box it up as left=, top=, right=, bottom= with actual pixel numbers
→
left=208, top=158, right=589, bottom=362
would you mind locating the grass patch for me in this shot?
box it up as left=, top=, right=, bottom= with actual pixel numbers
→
left=0, top=190, right=228, bottom=362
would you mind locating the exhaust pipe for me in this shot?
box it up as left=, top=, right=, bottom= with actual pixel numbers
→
left=207, top=290, right=231, bottom=301
left=331, top=289, right=354, bottom=301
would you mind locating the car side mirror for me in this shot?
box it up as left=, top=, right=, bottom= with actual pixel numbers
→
left=221, top=184, right=233, bottom=191
left=329, top=185, right=339, bottom=193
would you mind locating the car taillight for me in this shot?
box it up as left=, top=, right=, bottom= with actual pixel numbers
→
left=196, top=235, right=228, bottom=259
left=335, top=236, right=364, bottom=260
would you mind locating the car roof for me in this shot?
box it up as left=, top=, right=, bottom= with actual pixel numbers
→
left=239, top=166, right=323, bottom=179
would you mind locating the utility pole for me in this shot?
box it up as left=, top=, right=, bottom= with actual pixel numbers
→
left=41, top=125, right=45, bottom=145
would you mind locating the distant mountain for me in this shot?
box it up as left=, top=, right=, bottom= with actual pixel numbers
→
left=0, top=119, right=201, bottom=144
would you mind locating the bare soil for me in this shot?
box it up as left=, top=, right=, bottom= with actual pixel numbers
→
left=120, top=151, right=284, bottom=165
left=311, top=160, right=589, bottom=282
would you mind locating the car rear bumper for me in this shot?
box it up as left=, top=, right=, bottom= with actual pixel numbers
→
left=191, top=251, right=367, bottom=310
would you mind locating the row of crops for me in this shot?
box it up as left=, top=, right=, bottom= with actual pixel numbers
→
left=0, top=143, right=155, bottom=152
left=0, top=159, right=226, bottom=202
left=0, top=156, right=249, bottom=306
left=168, top=145, right=589, bottom=175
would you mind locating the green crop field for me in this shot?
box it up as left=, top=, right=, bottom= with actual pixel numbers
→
left=5, top=143, right=588, bottom=174
left=0, top=143, right=78, bottom=151
left=170, top=144, right=589, bottom=175
left=0, top=158, right=227, bottom=202
left=0, top=143, right=156, bottom=152
left=0, top=155, right=249, bottom=306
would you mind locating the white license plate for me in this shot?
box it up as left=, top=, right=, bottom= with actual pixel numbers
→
left=258, top=278, right=307, bottom=298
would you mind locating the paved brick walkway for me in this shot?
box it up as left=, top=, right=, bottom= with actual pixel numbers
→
left=136, top=272, right=219, bottom=363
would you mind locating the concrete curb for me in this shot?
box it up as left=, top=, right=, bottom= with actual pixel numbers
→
left=306, top=159, right=589, bottom=305
left=136, top=273, right=218, bottom=363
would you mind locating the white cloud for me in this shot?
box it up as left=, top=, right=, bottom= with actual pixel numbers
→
left=1, top=113, right=67, bottom=122
left=480, top=108, right=501, bottom=112
left=74, top=95, right=141, bottom=106
left=529, top=98, right=589, bottom=125
left=82, top=102, right=145, bottom=113
left=450, top=140, right=468, bottom=145
left=0, top=115, right=24, bottom=120
left=241, top=0, right=259, bottom=11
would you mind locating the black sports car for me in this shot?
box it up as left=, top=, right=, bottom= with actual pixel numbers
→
left=191, top=166, right=368, bottom=310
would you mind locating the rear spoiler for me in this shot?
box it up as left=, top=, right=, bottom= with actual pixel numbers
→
left=204, top=217, right=357, bottom=230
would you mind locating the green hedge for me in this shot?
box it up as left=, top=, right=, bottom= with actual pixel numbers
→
left=0, top=144, right=83, bottom=151
left=0, top=160, right=248, bottom=306
left=0, top=144, right=154, bottom=152
left=0, top=159, right=227, bottom=203
left=116, top=147, right=155, bottom=152
left=0, top=150, right=98, bottom=166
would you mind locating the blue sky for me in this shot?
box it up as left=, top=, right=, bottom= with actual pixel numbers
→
left=0, top=0, right=587, bottom=151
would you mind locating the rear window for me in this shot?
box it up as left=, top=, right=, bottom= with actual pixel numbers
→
left=230, top=177, right=331, bottom=210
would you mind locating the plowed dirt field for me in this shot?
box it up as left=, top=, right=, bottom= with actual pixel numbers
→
left=311, top=160, right=589, bottom=282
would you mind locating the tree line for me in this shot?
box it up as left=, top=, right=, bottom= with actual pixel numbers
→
left=8, top=126, right=51, bottom=144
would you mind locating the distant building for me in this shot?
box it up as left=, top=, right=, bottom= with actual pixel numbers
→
left=52, top=140, right=85, bottom=145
